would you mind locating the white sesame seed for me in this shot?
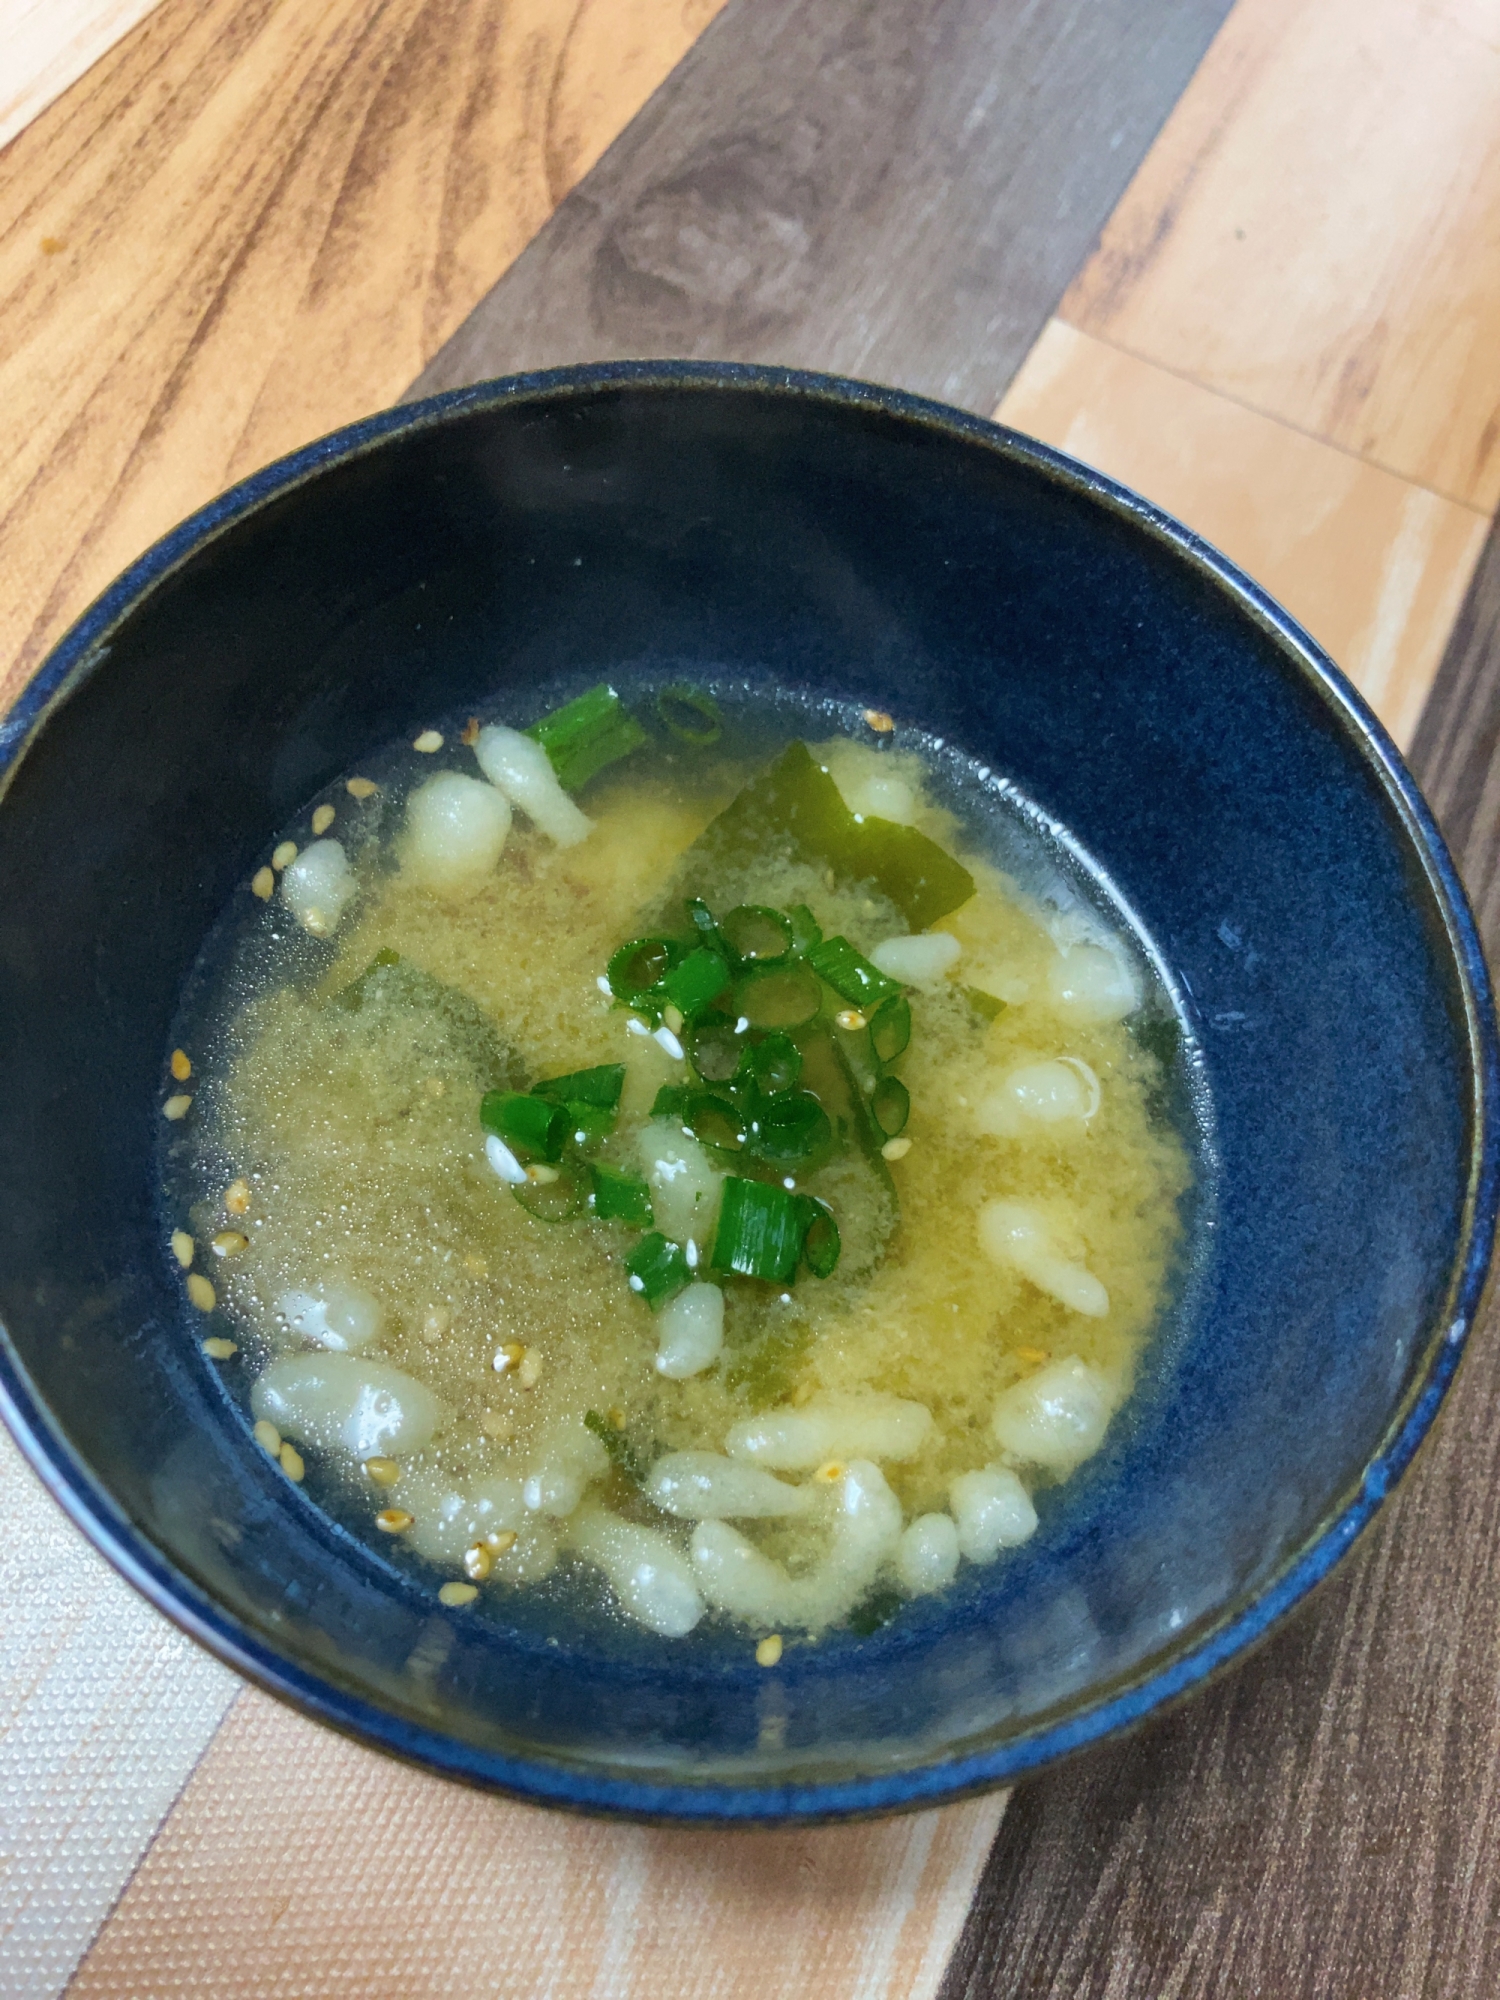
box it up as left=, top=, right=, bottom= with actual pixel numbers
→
left=253, top=1419, right=282, bottom=1455
left=251, top=867, right=275, bottom=901
left=170, top=1048, right=192, bottom=1081
left=346, top=776, right=378, bottom=799
left=271, top=841, right=297, bottom=871
left=279, top=1442, right=305, bottom=1482
left=413, top=729, right=443, bottom=753
left=439, top=1581, right=478, bottom=1607
left=756, top=1633, right=784, bottom=1667
left=171, top=1230, right=195, bottom=1269
left=881, top=1137, right=912, bottom=1162
left=163, top=1094, right=192, bottom=1121
left=311, top=803, right=336, bottom=836
left=202, top=1336, right=237, bottom=1359
left=185, top=1273, right=216, bottom=1312
left=375, top=1508, right=414, bottom=1533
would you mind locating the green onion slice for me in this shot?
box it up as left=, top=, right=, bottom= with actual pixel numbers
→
left=737, top=1031, right=802, bottom=1098
left=794, top=1196, right=841, bottom=1279
left=626, top=1232, right=692, bottom=1308
left=661, top=945, right=731, bottom=1021
left=512, top=1161, right=589, bottom=1222
left=719, top=905, right=793, bottom=965
left=710, top=1178, right=804, bottom=1283
left=607, top=936, right=686, bottom=1007
left=526, top=684, right=647, bottom=793
left=868, top=994, right=911, bottom=1066
left=584, top=1409, right=649, bottom=1484
left=682, top=1091, right=748, bottom=1154
left=651, top=1083, right=695, bottom=1120
left=566, top=1103, right=615, bottom=1151
left=750, top=1092, right=832, bottom=1167
left=870, top=1075, right=910, bottom=1139
left=736, top=962, right=822, bottom=1031
left=480, top=1090, right=568, bottom=1163
left=533, top=1063, right=625, bottom=1109
left=786, top=904, right=823, bottom=957
left=590, top=1164, right=655, bottom=1228
left=687, top=1012, right=745, bottom=1083
left=655, top=684, right=724, bottom=746
left=806, top=935, right=902, bottom=1009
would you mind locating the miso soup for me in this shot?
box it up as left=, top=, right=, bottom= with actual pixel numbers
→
left=160, top=683, right=1194, bottom=1648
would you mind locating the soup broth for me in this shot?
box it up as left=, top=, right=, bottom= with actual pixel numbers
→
left=162, top=684, right=1192, bottom=1646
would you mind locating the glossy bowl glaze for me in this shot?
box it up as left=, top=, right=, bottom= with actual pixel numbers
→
left=0, top=363, right=1492, bottom=1822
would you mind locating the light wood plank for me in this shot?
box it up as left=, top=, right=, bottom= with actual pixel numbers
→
left=0, top=0, right=163, bottom=152
left=1059, top=0, right=1500, bottom=512
left=0, top=1431, right=236, bottom=2000
left=998, top=319, right=1490, bottom=749
left=69, top=1689, right=1004, bottom=2000
left=0, top=0, right=724, bottom=713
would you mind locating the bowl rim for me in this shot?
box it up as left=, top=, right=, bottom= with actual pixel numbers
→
left=1, top=358, right=1495, bottom=1824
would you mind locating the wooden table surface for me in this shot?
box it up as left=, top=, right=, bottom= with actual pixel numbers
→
left=4, top=2, right=1500, bottom=1993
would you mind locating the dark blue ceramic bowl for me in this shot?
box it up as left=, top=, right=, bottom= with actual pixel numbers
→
left=0, top=363, right=1493, bottom=1823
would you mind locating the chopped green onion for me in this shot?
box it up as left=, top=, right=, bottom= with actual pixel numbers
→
left=787, top=904, right=823, bottom=956
left=737, top=1031, right=802, bottom=1098
left=687, top=1012, right=745, bottom=1082
left=590, top=1164, right=655, bottom=1228
left=807, top=935, right=901, bottom=1010
left=682, top=1091, right=748, bottom=1154
left=962, top=986, right=1007, bottom=1023
left=719, top=905, right=792, bottom=965
left=682, top=741, right=974, bottom=929
left=656, top=684, right=724, bottom=746
left=526, top=683, right=647, bottom=793
left=661, top=946, right=731, bottom=1021
left=870, top=1075, right=910, bottom=1139
left=651, top=1083, right=695, bottom=1119
left=566, top=1102, right=615, bottom=1150
left=533, top=1063, right=625, bottom=1108
left=607, top=936, right=686, bottom=1007
left=480, top=1090, right=568, bottom=1162
left=736, top=962, right=822, bottom=1030
left=711, top=1178, right=804, bottom=1283
left=794, top=1196, right=841, bottom=1278
left=869, top=994, right=911, bottom=1065
left=584, top=1409, right=649, bottom=1483
left=512, top=1161, right=589, bottom=1222
left=724, top=1317, right=812, bottom=1408
left=750, top=1091, right=833, bottom=1167
left=626, top=1231, right=692, bottom=1308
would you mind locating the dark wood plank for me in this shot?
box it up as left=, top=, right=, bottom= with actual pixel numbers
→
left=940, top=519, right=1500, bottom=2000
left=406, top=0, right=1236, bottom=415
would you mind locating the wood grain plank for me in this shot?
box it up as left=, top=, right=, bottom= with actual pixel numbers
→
left=939, top=518, right=1500, bottom=2000
left=0, top=0, right=164, bottom=152
left=68, top=1688, right=1004, bottom=2000
left=997, top=319, right=1490, bottom=750
left=0, top=0, right=724, bottom=713
left=1059, top=0, right=1500, bottom=511
left=408, top=0, right=1237, bottom=414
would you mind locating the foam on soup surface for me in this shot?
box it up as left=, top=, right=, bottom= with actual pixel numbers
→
left=163, top=687, right=1192, bottom=1647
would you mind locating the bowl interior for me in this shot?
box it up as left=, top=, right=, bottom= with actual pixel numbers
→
left=0, top=372, right=1483, bottom=1815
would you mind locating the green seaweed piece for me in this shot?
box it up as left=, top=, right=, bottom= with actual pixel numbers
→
left=584, top=1409, right=650, bottom=1484
left=330, top=951, right=522, bottom=1090
left=724, top=1316, right=814, bottom=1408
left=846, top=1586, right=904, bottom=1637
left=962, top=985, right=1008, bottom=1023
left=681, top=741, right=974, bottom=930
